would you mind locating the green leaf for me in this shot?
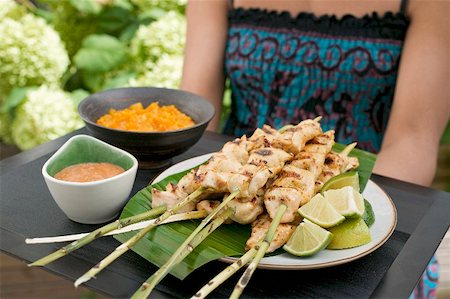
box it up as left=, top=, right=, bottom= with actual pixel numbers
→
left=81, top=72, right=104, bottom=92
left=69, top=0, right=102, bottom=15
left=138, top=8, right=167, bottom=23
left=70, top=89, right=90, bottom=108
left=74, top=34, right=127, bottom=73
left=102, top=71, right=136, bottom=90
left=441, top=121, right=450, bottom=145
left=1, top=87, right=34, bottom=113
left=98, top=6, right=132, bottom=34
left=362, top=199, right=375, bottom=227
left=34, top=8, right=54, bottom=23
left=119, top=21, right=140, bottom=42
left=111, top=0, right=134, bottom=10
left=115, top=145, right=376, bottom=279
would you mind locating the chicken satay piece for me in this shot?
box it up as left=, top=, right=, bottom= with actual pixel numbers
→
left=152, top=183, right=196, bottom=213
left=196, top=199, right=234, bottom=224
left=304, top=130, right=335, bottom=155
left=227, top=194, right=264, bottom=225
left=280, top=118, right=323, bottom=153
left=315, top=151, right=360, bottom=191
left=264, top=131, right=336, bottom=222
left=295, top=130, right=335, bottom=178
left=195, top=136, right=249, bottom=177
left=247, top=125, right=290, bottom=151
left=221, top=136, right=249, bottom=165
left=264, top=165, right=316, bottom=223
left=196, top=195, right=264, bottom=225
left=245, top=214, right=296, bottom=253
left=196, top=199, right=222, bottom=213
left=228, top=147, right=292, bottom=198
left=151, top=161, right=233, bottom=212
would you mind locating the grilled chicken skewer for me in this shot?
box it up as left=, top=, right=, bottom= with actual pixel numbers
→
left=193, top=131, right=337, bottom=298
left=151, top=118, right=323, bottom=214
left=129, top=121, right=324, bottom=298
left=231, top=131, right=354, bottom=298
left=152, top=136, right=249, bottom=212
left=245, top=131, right=335, bottom=253
left=246, top=135, right=358, bottom=254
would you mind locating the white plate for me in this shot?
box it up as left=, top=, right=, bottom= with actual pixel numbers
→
left=153, top=154, right=397, bottom=270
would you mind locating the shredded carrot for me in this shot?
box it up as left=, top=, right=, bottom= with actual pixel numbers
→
left=96, top=102, right=195, bottom=132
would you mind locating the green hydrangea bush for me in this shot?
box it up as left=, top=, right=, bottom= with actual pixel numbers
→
left=0, top=0, right=189, bottom=150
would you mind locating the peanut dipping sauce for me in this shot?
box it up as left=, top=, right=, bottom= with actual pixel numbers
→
left=54, top=162, right=125, bottom=183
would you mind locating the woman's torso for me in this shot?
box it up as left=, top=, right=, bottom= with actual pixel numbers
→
left=224, top=0, right=410, bottom=153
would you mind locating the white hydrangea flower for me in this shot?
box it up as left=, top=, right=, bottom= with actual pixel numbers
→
left=129, top=54, right=183, bottom=88
left=130, top=11, right=186, bottom=73
left=11, top=86, right=84, bottom=150
left=0, top=0, right=26, bottom=20
left=0, top=13, right=69, bottom=97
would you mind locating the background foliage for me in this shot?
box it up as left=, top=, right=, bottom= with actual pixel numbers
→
left=0, top=0, right=187, bottom=150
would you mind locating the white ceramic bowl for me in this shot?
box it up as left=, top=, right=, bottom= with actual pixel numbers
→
left=42, top=135, right=138, bottom=224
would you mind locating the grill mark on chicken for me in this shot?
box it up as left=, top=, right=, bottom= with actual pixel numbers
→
left=255, top=149, right=273, bottom=156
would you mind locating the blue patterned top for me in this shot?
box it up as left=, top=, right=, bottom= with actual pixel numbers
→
left=223, top=9, right=410, bottom=153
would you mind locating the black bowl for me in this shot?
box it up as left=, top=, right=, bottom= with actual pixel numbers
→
left=78, top=87, right=215, bottom=169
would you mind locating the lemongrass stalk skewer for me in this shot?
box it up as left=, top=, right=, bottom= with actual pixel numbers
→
left=230, top=205, right=287, bottom=299
left=26, top=210, right=208, bottom=244
left=74, top=186, right=206, bottom=287
left=131, top=190, right=240, bottom=299
left=28, top=205, right=166, bottom=267
left=131, top=207, right=235, bottom=299
left=192, top=248, right=258, bottom=299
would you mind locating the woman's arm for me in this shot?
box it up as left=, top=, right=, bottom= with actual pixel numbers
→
left=180, top=0, right=229, bottom=131
left=373, top=0, right=450, bottom=186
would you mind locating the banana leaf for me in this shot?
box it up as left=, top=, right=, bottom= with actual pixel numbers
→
left=115, top=144, right=376, bottom=280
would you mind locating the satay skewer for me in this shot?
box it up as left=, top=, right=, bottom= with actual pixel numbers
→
left=230, top=205, right=287, bottom=299
left=230, top=134, right=337, bottom=297
left=193, top=131, right=338, bottom=297
left=26, top=210, right=209, bottom=245
left=27, top=205, right=167, bottom=267
left=74, top=186, right=207, bottom=287
left=130, top=192, right=239, bottom=299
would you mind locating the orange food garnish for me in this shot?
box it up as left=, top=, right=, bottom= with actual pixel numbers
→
left=96, top=102, right=195, bottom=132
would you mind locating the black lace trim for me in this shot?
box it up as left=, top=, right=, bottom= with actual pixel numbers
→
left=229, top=8, right=410, bottom=40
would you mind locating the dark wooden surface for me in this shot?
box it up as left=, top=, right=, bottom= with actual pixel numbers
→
left=1, top=134, right=449, bottom=298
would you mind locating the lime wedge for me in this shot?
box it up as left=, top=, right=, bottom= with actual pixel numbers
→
left=323, top=186, right=365, bottom=218
left=362, top=198, right=375, bottom=227
left=283, top=219, right=333, bottom=256
left=321, top=171, right=360, bottom=192
left=298, top=194, right=345, bottom=228
left=327, top=218, right=371, bottom=249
